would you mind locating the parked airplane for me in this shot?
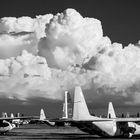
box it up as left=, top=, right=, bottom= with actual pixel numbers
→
left=10, top=113, right=30, bottom=126
left=0, top=120, right=15, bottom=134
left=1, top=112, right=21, bottom=127
left=37, top=91, right=73, bottom=127
left=0, top=115, right=37, bottom=134
left=71, top=86, right=140, bottom=138
left=29, top=109, right=55, bottom=126
left=10, top=113, right=21, bottom=127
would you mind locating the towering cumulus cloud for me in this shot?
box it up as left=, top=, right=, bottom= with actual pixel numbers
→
left=0, top=14, right=53, bottom=38
left=38, top=9, right=103, bottom=69
left=0, top=14, right=53, bottom=58
left=0, top=8, right=140, bottom=105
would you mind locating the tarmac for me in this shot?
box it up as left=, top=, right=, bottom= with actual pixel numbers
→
left=0, top=124, right=140, bottom=140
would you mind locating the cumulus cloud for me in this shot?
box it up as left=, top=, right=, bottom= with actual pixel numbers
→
left=0, top=8, right=140, bottom=105
left=0, top=14, right=53, bottom=59
left=0, top=50, right=52, bottom=99
left=0, top=33, right=38, bottom=58
left=38, top=9, right=103, bottom=69
left=0, top=14, right=53, bottom=39
left=89, top=43, right=140, bottom=98
left=0, top=50, right=93, bottom=100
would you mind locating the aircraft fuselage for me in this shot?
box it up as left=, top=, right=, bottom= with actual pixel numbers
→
left=0, top=120, right=15, bottom=134
left=73, top=120, right=140, bottom=138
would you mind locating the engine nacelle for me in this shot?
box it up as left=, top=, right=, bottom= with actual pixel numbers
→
left=127, top=122, right=136, bottom=133
left=116, top=122, right=136, bottom=138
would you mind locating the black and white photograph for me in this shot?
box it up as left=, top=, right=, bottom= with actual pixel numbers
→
left=0, top=0, right=140, bottom=139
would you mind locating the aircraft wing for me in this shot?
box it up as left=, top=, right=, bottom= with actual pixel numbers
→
left=0, top=116, right=39, bottom=121
left=49, top=117, right=140, bottom=124
left=115, top=118, right=140, bottom=122
left=40, top=119, right=55, bottom=126
left=29, top=118, right=56, bottom=126
left=48, top=118, right=113, bottom=125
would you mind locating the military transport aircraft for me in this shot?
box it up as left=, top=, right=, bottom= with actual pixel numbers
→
left=36, top=90, right=73, bottom=127
left=28, top=109, right=53, bottom=126
left=30, top=86, right=140, bottom=138
left=0, top=115, right=38, bottom=134
left=10, top=113, right=30, bottom=126
left=71, top=86, right=140, bottom=138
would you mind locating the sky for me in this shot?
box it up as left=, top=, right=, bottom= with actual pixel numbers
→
left=0, top=0, right=140, bottom=118
left=0, top=0, right=140, bottom=46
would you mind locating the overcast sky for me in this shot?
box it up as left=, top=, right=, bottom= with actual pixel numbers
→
left=0, top=0, right=140, bottom=118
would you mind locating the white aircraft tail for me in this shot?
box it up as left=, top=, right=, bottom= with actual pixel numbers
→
left=10, top=113, right=14, bottom=118
left=40, top=109, right=46, bottom=120
left=73, top=86, right=97, bottom=120
left=107, top=102, right=116, bottom=118
left=16, top=113, right=20, bottom=117
left=62, top=91, right=73, bottom=119
left=2, top=112, right=8, bottom=118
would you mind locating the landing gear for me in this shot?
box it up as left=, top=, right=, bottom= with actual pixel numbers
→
left=123, top=133, right=133, bottom=138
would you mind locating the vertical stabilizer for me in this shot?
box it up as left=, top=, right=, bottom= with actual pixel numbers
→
left=62, top=91, right=68, bottom=119
left=73, top=86, right=97, bottom=120
left=107, top=102, right=116, bottom=118
left=40, top=109, right=46, bottom=120
left=62, top=91, right=73, bottom=119
left=17, top=113, right=20, bottom=117
left=11, top=113, right=14, bottom=118
left=2, top=112, right=8, bottom=118
left=5, top=112, right=8, bottom=118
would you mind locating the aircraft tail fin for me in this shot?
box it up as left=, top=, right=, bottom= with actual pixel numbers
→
left=10, top=113, right=14, bottom=118
left=2, top=112, right=8, bottom=118
left=73, top=86, right=97, bottom=120
left=107, top=102, right=116, bottom=118
left=39, top=109, right=55, bottom=126
left=17, top=113, right=20, bottom=117
left=62, top=91, right=73, bottom=119
left=40, top=109, right=46, bottom=120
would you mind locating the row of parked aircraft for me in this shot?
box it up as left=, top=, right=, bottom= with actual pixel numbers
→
left=0, top=86, right=140, bottom=138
